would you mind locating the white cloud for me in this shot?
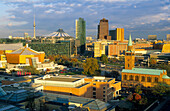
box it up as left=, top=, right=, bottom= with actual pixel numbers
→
left=158, top=27, right=170, bottom=31
left=55, top=10, right=65, bottom=14
left=161, top=5, right=169, bottom=10
left=85, top=0, right=148, bottom=3
left=23, top=10, right=32, bottom=14
left=45, top=9, right=55, bottom=13
left=134, top=13, right=169, bottom=25
left=34, top=3, right=55, bottom=8
left=9, top=15, right=16, bottom=19
left=77, top=4, right=82, bottom=7
left=7, top=21, right=28, bottom=27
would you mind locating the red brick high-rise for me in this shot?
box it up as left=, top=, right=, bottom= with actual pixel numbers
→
left=98, top=18, right=111, bottom=40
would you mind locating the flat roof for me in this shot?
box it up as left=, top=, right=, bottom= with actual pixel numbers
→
left=39, top=77, right=81, bottom=82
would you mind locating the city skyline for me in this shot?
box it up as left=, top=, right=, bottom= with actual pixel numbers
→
left=0, top=0, right=169, bottom=39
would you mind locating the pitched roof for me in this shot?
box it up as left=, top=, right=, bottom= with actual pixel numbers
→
left=54, top=94, right=110, bottom=110
left=0, top=43, right=23, bottom=50
left=122, top=68, right=166, bottom=76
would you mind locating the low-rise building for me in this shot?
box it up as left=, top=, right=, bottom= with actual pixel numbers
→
left=34, top=75, right=121, bottom=102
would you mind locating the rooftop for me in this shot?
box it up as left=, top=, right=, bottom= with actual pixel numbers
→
left=39, top=77, right=81, bottom=82
left=0, top=43, right=23, bottom=51
left=45, top=93, right=110, bottom=110
left=122, top=68, right=166, bottom=76
left=0, top=102, right=25, bottom=111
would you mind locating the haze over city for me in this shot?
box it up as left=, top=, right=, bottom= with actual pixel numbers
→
left=0, top=0, right=169, bottom=39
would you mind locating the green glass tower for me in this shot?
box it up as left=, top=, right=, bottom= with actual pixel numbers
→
left=76, top=18, right=86, bottom=54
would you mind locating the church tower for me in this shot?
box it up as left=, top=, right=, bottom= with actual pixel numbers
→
left=125, top=34, right=135, bottom=69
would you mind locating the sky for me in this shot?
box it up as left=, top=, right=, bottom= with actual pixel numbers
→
left=0, top=0, right=169, bottom=40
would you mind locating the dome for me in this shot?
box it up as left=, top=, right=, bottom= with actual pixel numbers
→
left=46, top=28, right=71, bottom=38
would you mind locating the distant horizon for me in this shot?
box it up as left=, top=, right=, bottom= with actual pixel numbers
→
left=0, top=0, right=169, bottom=39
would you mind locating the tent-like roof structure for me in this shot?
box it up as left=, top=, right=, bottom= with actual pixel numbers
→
left=45, top=29, right=71, bottom=38
left=10, top=44, right=44, bottom=55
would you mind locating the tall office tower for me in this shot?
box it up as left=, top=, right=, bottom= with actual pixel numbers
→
left=98, top=18, right=111, bottom=40
left=167, top=34, right=170, bottom=41
left=109, top=28, right=124, bottom=41
left=76, top=17, right=86, bottom=54
left=148, top=35, right=157, bottom=40
left=24, top=33, right=28, bottom=38
left=33, top=15, right=36, bottom=39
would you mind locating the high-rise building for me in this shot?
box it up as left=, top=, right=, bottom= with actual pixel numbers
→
left=109, top=28, right=124, bottom=41
left=98, top=18, right=111, bottom=40
left=148, top=35, right=157, bottom=40
left=167, top=34, right=170, bottom=41
left=24, top=33, right=29, bottom=38
left=75, top=17, right=86, bottom=53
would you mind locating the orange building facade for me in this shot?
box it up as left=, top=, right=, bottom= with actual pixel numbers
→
left=6, top=44, right=45, bottom=64
left=108, top=41, right=153, bottom=57
left=34, top=76, right=121, bottom=102
left=121, top=35, right=170, bottom=88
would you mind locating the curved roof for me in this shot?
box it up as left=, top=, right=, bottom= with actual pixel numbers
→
left=46, top=29, right=70, bottom=38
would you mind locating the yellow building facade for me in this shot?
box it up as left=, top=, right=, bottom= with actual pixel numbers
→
left=6, top=44, right=45, bottom=64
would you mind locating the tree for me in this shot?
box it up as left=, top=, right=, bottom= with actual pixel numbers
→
left=150, top=58, right=157, bottom=65
left=135, top=85, right=142, bottom=94
left=105, top=70, right=120, bottom=80
left=139, top=97, right=147, bottom=105
left=23, top=66, right=40, bottom=74
left=101, top=54, right=108, bottom=64
left=152, top=83, right=170, bottom=97
left=83, top=58, right=99, bottom=76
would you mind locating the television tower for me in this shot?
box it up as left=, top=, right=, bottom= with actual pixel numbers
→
left=33, top=14, right=36, bottom=39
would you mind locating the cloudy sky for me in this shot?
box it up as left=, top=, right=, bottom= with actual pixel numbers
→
left=0, top=0, right=169, bottom=39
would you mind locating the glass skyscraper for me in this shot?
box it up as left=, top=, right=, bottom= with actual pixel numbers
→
left=76, top=18, right=86, bottom=54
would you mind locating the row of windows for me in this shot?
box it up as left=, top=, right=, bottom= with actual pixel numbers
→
left=123, top=75, right=158, bottom=83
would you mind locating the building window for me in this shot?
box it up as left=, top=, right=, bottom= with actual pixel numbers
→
left=147, top=77, right=152, bottom=82
left=128, top=64, right=130, bottom=67
left=103, top=87, right=105, bottom=90
left=103, top=95, right=105, bottom=97
left=135, top=76, right=139, bottom=81
left=123, top=75, right=127, bottom=80
left=107, top=84, right=109, bottom=88
left=103, top=99, right=105, bottom=101
left=93, top=96, right=96, bottom=98
left=129, top=75, right=134, bottom=80
left=93, top=87, right=96, bottom=90
left=93, top=83, right=96, bottom=85
left=103, top=91, right=105, bottom=93
left=155, top=77, right=158, bottom=83
left=141, top=76, right=145, bottom=82
left=93, top=92, right=96, bottom=95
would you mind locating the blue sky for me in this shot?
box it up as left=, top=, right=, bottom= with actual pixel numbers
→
left=0, top=0, right=169, bottom=39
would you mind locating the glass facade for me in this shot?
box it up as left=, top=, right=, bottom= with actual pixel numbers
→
left=76, top=18, right=86, bottom=53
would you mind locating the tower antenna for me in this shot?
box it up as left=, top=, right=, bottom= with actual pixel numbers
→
left=33, top=13, right=36, bottom=39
